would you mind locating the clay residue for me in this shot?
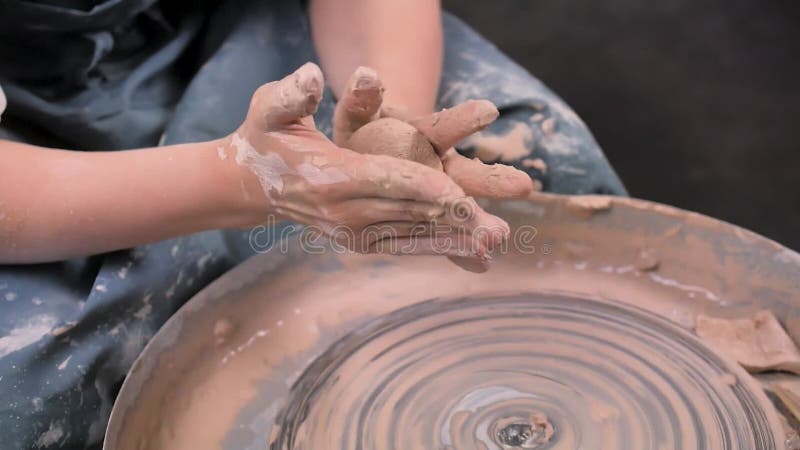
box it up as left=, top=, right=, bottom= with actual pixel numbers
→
left=634, top=247, right=660, bottom=271
left=565, top=195, right=613, bottom=218
left=295, top=161, right=350, bottom=186
left=232, top=133, right=291, bottom=197
left=521, top=158, right=547, bottom=173
left=0, top=314, right=58, bottom=357
left=541, top=117, right=557, bottom=136
left=468, top=122, right=533, bottom=163
left=696, top=310, right=800, bottom=374
left=213, top=318, right=236, bottom=345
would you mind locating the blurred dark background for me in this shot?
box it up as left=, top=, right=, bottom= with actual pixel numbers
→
left=444, top=0, right=800, bottom=250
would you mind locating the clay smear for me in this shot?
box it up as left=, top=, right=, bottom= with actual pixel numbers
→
left=565, top=195, right=613, bottom=218
left=232, top=133, right=291, bottom=196
left=468, top=122, right=533, bottom=163
left=232, top=132, right=352, bottom=198
left=634, top=247, right=660, bottom=271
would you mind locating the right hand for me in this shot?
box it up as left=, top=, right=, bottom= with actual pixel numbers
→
left=332, top=67, right=534, bottom=200
left=225, top=63, right=510, bottom=271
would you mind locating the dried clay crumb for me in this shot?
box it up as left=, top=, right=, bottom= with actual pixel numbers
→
left=565, top=195, right=613, bottom=219
left=521, top=158, right=547, bottom=174
left=213, top=318, right=237, bottom=345
left=634, top=248, right=660, bottom=272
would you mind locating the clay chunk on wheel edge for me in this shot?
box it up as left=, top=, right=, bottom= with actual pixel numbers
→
left=695, top=310, right=800, bottom=374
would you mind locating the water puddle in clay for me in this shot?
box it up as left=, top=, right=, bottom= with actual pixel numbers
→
left=268, top=294, right=779, bottom=450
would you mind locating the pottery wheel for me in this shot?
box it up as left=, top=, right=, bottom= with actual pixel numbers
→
left=272, top=295, right=775, bottom=450
left=105, top=196, right=799, bottom=450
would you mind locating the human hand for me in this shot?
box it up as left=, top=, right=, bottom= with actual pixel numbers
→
left=332, top=67, right=534, bottom=200
left=331, top=67, right=535, bottom=271
left=225, top=63, right=510, bottom=272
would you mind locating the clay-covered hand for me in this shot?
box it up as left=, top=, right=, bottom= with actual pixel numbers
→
left=225, top=63, right=509, bottom=271
left=332, top=67, right=534, bottom=199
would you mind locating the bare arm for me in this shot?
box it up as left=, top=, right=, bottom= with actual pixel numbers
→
left=309, top=0, right=443, bottom=116
left=1, top=64, right=509, bottom=268
left=310, top=2, right=534, bottom=209
left=0, top=139, right=250, bottom=263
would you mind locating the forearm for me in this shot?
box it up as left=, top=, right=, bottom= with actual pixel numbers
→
left=310, top=0, right=443, bottom=116
left=0, top=139, right=249, bottom=264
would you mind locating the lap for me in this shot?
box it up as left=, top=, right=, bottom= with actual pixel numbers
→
left=438, top=13, right=626, bottom=195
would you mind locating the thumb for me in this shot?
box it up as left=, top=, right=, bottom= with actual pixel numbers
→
left=248, top=62, right=324, bottom=131
left=333, top=66, right=384, bottom=146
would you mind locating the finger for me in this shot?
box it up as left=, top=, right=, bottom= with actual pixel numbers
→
left=351, top=155, right=511, bottom=250
left=333, top=66, right=384, bottom=146
left=365, top=233, right=489, bottom=260
left=273, top=197, right=445, bottom=236
left=268, top=202, right=494, bottom=271
left=351, top=200, right=509, bottom=256
left=361, top=224, right=491, bottom=265
left=441, top=197, right=510, bottom=252
left=350, top=221, right=436, bottom=250
left=347, top=154, right=466, bottom=204
left=442, top=149, right=535, bottom=199
left=327, top=221, right=446, bottom=253
left=336, top=155, right=510, bottom=250
left=250, top=62, right=324, bottom=130
left=337, top=199, right=446, bottom=225
left=409, top=100, right=499, bottom=155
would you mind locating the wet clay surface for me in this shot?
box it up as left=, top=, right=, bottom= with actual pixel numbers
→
left=105, top=196, right=800, bottom=450
left=272, top=295, right=780, bottom=449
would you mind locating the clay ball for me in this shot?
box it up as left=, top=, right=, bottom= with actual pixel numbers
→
left=346, top=118, right=443, bottom=171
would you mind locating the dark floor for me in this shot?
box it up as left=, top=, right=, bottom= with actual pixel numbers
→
left=445, top=0, right=800, bottom=250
